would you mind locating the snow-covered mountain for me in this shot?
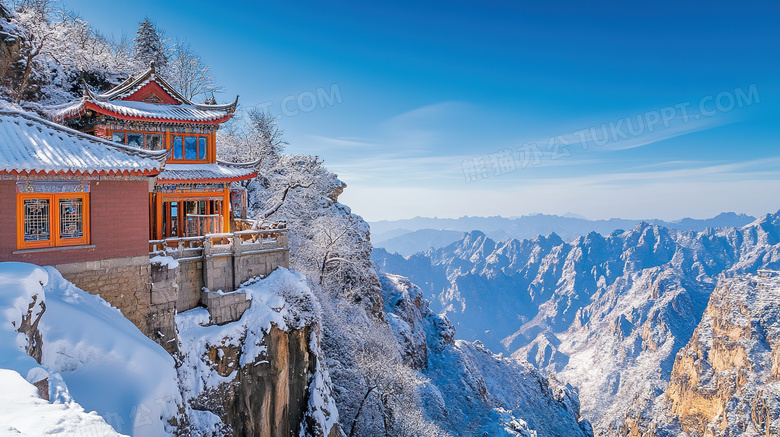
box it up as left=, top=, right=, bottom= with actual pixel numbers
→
left=373, top=211, right=780, bottom=434
left=381, top=273, right=592, bottom=436
left=370, top=212, right=757, bottom=256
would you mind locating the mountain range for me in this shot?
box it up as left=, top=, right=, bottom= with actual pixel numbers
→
left=373, top=211, right=780, bottom=434
left=370, top=212, right=757, bottom=256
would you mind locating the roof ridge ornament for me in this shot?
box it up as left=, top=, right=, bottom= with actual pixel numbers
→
left=81, top=78, right=96, bottom=100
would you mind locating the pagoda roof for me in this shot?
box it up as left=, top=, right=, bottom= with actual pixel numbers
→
left=50, top=99, right=235, bottom=124
left=44, top=64, right=238, bottom=125
left=156, top=161, right=258, bottom=184
left=0, top=110, right=167, bottom=176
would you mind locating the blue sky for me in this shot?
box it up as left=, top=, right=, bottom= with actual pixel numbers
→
left=62, top=0, right=780, bottom=221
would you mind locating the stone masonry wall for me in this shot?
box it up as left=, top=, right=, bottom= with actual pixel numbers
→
left=200, top=289, right=252, bottom=325
left=55, top=255, right=153, bottom=335
left=204, top=256, right=234, bottom=292
left=177, top=258, right=203, bottom=312
left=233, top=249, right=290, bottom=288
left=149, top=261, right=180, bottom=353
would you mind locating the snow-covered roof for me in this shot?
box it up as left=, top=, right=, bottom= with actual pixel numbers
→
left=43, top=64, right=238, bottom=124
left=157, top=162, right=257, bottom=183
left=49, top=99, right=234, bottom=123
left=0, top=110, right=167, bottom=175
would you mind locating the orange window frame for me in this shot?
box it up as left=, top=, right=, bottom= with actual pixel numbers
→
left=108, top=129, right=164, bottom=150
left=167, top=132, right=212, bottom=163
left=17, top=193, right=91, bottom=250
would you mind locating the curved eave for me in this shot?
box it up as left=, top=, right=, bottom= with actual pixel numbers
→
left=1, top=169, right=162, bottom=177
left=157, top=171, right=257, bottom=185
left=84, top=101, right=234, bottom=125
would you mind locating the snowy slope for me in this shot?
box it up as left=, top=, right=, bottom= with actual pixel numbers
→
left=374, top=211, right=780, bottom=434
left=0, top=262, right=181, bottom=436
left=0, top=368, right=126, bottom=437
left=381, top=273, right=593, bottom=437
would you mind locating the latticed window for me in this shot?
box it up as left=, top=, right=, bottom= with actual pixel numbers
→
left=23, top=199, right=50, bottom=242
left=111, top=131, right=163, bottom=150
left=18, top=193, right=90, bottom=249
left=59, top=198, right=84, bottom=240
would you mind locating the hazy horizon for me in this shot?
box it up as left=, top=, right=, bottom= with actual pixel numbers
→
left=367, top=209, right=763, bottom=224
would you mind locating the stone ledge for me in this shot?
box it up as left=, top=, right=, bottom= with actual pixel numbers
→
left=55, top=255, right=150, bottom=274
left=13, top=244, right=95, bottom=255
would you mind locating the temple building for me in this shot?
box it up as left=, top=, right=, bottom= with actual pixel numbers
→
left=47, top=64, right=257, bottom=240
left=0, top=69, right=289, bottom=346
left=0, top=109, right=166, bottom=266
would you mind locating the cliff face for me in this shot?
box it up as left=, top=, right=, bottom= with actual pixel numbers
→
left=381, top=272, right=594, bottom=436
left=185, top=326, right=313, bottom=437
left=642, top=273, right=780, bottom=436
left=176, top=268, right=342, bottom=437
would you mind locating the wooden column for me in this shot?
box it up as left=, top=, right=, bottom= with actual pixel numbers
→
left=155, top=194, right=163, bottom=240
left=222, top=187, right=230, bottom=233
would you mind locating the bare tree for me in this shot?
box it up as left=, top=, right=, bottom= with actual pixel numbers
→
left=348, top=332, right=442, bottom=437
left=167, top=38, right=220, bottom=100
left=107, top=32, right=133, bottom=72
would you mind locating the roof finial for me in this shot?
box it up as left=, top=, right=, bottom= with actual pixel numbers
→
left=204, top=92, right=216, bottom=105
left=228, top=95, right=240, bottom=113
left=149, top=61, right=155, bottom=74
left=80, top=78, right=95, bottom=100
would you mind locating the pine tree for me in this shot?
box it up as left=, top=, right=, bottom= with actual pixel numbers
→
left=132, top=17, right=168, bottom=70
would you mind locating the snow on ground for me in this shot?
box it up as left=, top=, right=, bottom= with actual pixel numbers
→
left=0, top=368, right=126, bottom=437
left=0, top=262, right=181, bottom=436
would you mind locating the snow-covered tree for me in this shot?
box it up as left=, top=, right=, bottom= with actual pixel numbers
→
left=132, top=17, right=168, bottom=70
left=348, top=332, right=446, bottom=437
left=10, top=0, right=56, bottom=102
left=1, top=2, right=135, bottom=104
left=218, top=107, right=287, bottom=166
left=167, top=38, right=219, bottom=100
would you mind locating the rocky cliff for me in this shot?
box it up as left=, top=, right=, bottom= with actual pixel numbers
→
left=176, top=268, right=342, bottom=437
left=623, top=272, right=780, bottom=436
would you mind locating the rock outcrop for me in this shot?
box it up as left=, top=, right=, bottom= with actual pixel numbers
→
left=176, top=268, right=342, bottom=437
left=630, top=272, right=780, bottom=436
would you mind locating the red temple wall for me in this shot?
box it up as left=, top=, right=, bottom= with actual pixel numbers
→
left=0, top=179, right=151, bottom=265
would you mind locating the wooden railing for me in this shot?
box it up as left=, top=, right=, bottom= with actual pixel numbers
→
left=150, top=223, right=288, bottom=259
left=186, top=214, right=223, bottom=237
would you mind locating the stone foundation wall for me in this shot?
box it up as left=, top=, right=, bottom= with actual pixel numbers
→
left=49, top=240, right=290, bottom=352
left=149, top=261, right=180, bottom=353
left=234, top=249, right=290, bottom=287
left=55, top=255, right=153, bottom=335
left=177, top=258, right=203, bottom=312
left=204, top=255, right=234, bottom=292
left=201, top=289, right=251, bottom=325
